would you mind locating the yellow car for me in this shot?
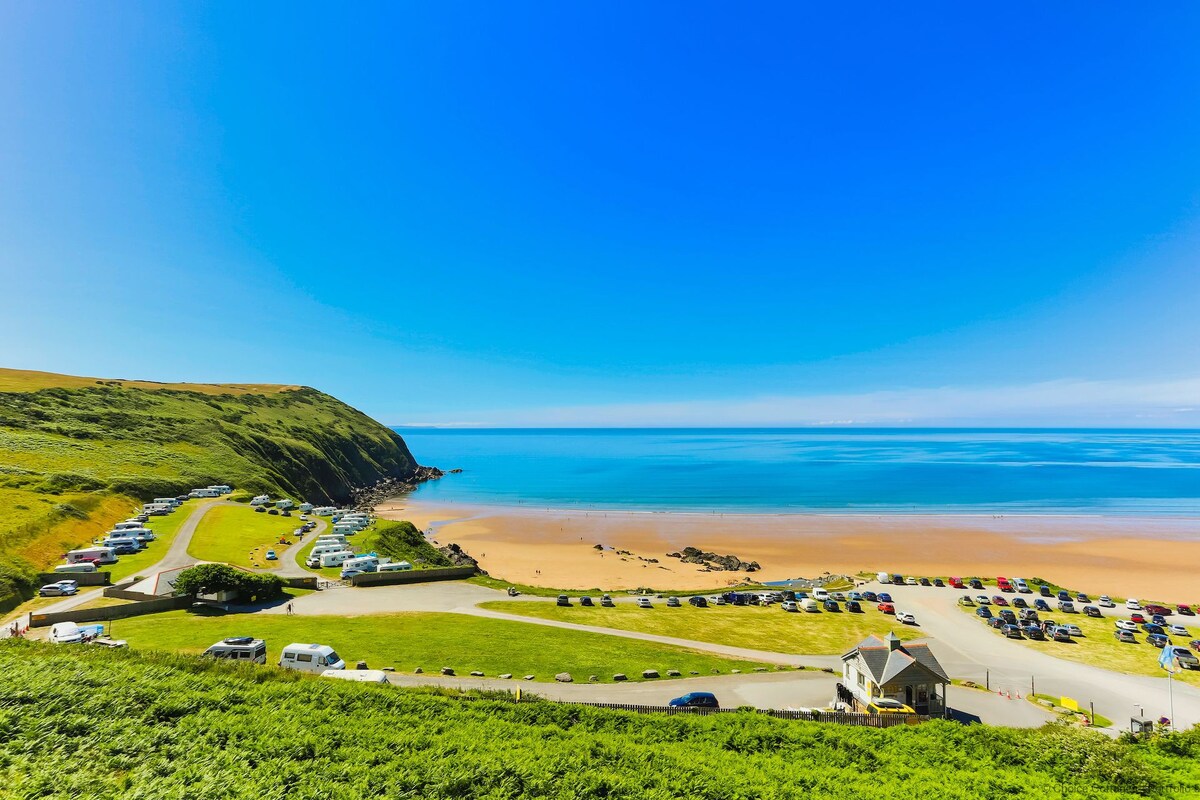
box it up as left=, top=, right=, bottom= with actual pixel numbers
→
left=866, top=699, right=916, bottom=714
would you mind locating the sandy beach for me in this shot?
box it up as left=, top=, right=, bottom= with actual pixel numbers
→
left=378, top=499, right=1200, bottom=601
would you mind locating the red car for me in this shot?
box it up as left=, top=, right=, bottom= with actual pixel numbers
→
left=997, top=577, right=1013, bottom=592
left=1177, top=605, right=1195, bottom=616
left=992, top=596, right=1009, bottom=607
left=877, top=602, right=895, bottom=614
left=1130, top=613, right=1147, bottom=624
left=949, top=577, right=965, bottom=589
left=1145, top=604, right=1172, bottom=617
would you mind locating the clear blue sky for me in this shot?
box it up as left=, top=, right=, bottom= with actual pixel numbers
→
left=2, top=3, right=1199, bottom=426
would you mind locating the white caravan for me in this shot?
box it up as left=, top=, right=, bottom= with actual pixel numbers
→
left=67, top=547, right=117, bottom=565
left=318, top=550, right=356, bottom=568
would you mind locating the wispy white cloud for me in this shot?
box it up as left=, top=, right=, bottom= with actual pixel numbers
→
left=398, top=377, right=1200, bottom=427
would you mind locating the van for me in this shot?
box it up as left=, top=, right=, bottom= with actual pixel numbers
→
left=202, top=637, right=267, bottom=663
left=67, top=547, right=117, bottom=565
left=876, top=572, right=892, bottom=584
left=318, top=550, right=355, bottom=568
left=378, top=561, right=413, bottom=572
left=49, top=622, right=85, bottom=644
left=812, top=588, right=829, bottom=601
left=279, top=643, right=345, bottom=673
left=800, top=599, right=820, bottom=612
left=55, top=562, right=98, bottom=574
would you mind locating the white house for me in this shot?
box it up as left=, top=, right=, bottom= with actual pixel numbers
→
left=840, top=632, right=949, bottom=716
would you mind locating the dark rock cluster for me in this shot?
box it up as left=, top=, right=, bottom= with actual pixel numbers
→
left=666, top=546, right=760, bottom=572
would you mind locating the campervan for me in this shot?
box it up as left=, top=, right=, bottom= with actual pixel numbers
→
left=378, top=561, right=413, bottom=572
left=54, top=562, right=97, bottom=574
left=811, top=587, right=830, bottom=601
left=202, top=637, right=267, bottom=663
left=876, top=572, right=892, bottom=584
left=67, top=547, right=117, bottom=565
left=189, top=488, right=220, bottom=498
left=208, top=485, right=232, bottom=494
left=279, top=643, right=345, bottom=673
left=250, top=495, right=271, bottom=506
left=152, top=497, right=182, bottom=508
left=49, top=622, right=85, bottom=644
left=318, top=550, right=355, bottom=568
left=113, top=520, right=149, bottom=531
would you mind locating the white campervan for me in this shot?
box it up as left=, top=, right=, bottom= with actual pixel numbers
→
left=318, top=550, right=355, bottom=568
left=202, top=637, right=267, bottom=663
left=67, top=546, right=117, bottom=565
left=113, top=520, right=148, bottom=532
left=250, top=495, right=271, bottom=506
left=279, top=643, right=345, bottom=673
left=208, top=485, right=232, bottom=494
left=153, top=497, right=182, bottom=508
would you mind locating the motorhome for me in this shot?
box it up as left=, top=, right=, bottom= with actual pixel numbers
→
left=279, top=643, right=345, bottom=673
left=152, top=497, right=182, bottom=508
left=67, top=547, right=117, bottom=565
left=275, top=499, right=294, bottom=510
left=318, top=550, right=356, bottom=568
left=54, top=562, right=97, bottom=574
left=102, top=537, right=142, bottom=554
left=143, top=503, right=173, bottom=516
left=106, top=527, right=154, bottom=542
left=250, top=495, right=271, bottom=506
left=207, top=485, right=232, bottom=494
left=876, top=572, right=892, bottom=584
left=189, top=488, right=221, bottom=498
left=113, top=520, right=150, bottom=532
left=298, top=503, right=314, bottom=513
left=378, top=561, right=413, bottom=572
left=202, top=637, right=267, bottom=663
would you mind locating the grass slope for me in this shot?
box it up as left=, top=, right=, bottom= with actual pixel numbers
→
left=2, top=642, right=1198, bottom=799
left=481, top=601, right=924, bottom=656
left=187, top=504, right=300, bottom=569
left=108, top=609, right=764, bottom=681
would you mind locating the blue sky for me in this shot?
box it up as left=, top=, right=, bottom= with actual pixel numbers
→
left=2, top=3, right=1199, bottom=426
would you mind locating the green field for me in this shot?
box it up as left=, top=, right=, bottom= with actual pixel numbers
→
left=109, top=609, right=766, bottom=681
left=958, top=605, right=1200, bottom=686
left=3, top=641, right=1198, bottom=799
left=187, top=504, right=302, bottom=568
left=480, top=600, right=924, bottom=655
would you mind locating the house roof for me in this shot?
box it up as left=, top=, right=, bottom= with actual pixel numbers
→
left=843, top=634, right=949, bottom=685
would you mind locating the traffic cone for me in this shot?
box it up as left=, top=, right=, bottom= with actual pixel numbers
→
left=1016, top=692, right=1022, bottom=699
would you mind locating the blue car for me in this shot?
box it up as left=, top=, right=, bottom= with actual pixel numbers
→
left=848, top=591, right=863, bottom=601
left=878, top=592, right=893, bottom=603
left=669, top=692, right=719, bottom=708
left=1034, top=599, right=1051, bottom=611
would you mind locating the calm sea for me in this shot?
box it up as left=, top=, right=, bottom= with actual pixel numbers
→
left=395, top=428, right=1200, bottom=516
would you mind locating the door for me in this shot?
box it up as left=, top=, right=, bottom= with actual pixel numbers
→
left=904, top=686, right=913, bottom=708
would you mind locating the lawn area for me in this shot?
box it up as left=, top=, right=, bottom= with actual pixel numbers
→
left=110, top=609, right=769, bottom=682
left=188, top=505, right=301, bottom=568
left=479, top=600, right=924, bottom=655
left=956, top=605, right=1200, bottom=687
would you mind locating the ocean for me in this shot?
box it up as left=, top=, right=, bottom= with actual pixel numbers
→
left=395, top=428, right=1200, bottom=516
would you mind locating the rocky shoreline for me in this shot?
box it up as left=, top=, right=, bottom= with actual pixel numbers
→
left=666, top=547, right=761, bottom=573
left=350, top=465, right=445, bottom=509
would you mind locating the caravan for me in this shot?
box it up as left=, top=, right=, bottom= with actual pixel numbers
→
left=250, top=495, right=271, bottom=506
left=143, top=502, right=173, bottom=516
left=207, top=485, right=232, bottom=495
left=152, top=497, right=182, bottom=508
left=279, top=643, right=345, bottom=673
left=340, top=555, right=379, bottom=578
left=113, top=520, right=150, bottom=532
left=55, top=562, right=98, bottom=574
left=332, top=523, right=360, bottom=536
left=318, top=550, right=356, bottom=568
left=378, top=561, right=413, bottom=572
left=67, top=546, right=117, bottom=565
left=189, top=488, right=221, bottom=498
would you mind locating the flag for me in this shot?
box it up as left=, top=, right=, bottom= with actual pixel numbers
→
left=1159, top=644, right=1181, bottom=674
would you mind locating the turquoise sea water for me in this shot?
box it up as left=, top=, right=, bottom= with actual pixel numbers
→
left=396, top=429, right=1200, bottom=516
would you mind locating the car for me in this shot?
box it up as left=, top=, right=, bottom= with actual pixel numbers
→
left=669, top=691, right=719, bottom=709
left=1142, top=623, right=1165, bottom=636
left=1130, top=612, right=1147, bottom=624
left=975, top=606, right=993, bottom=619
left=823, top=600, right=841, bottom=612
left=1169, top=624, right=1189, bottom=637
left=948, top=577, right=965, bottom=588
left=1126, top=598, right=1142, bottom=610
left=557, top=595, right=571, bottom=607
left=580, top=596, right=595, bottom=606
left=1059, top=623, right=1083, bottom=637
left=1056, top=590, right=1071, bottom=602
left=1034, top=599, right=1051, bottom=612
left=1001, top=624, right=1023, bottom=639
left=969, top=579, right=984, bottom=590
left=1057, top=601, right=1076, bottom=613
left=846, top=600, right=862, bottom=613
left=895, top=611, right=916, bottom=625
left=877, top=602, right=895, bottom=614
left=1114, top=629, right=1138, bottom=643
left=848, top=591, right=863, bottom=601
left=1023, top=625, right=1045, bottom=640
left=666, top=597, right=681, bottom=607
left=862, top=591, right=878, bottom=602
left=958, top=596, right=975, bottom=607
left=267, top=508, right=279, bottom=515
left=976, top=595, right=992, bottom=605
left=866, top=699, right=915, bottom=714
left=38, top=580, right=79, bottom=597
left=1012, top=597, right=1028, bottom=609
left=265, top=550, right=277, bottom=561
left=1177, top=605, right=1195, bottom=616
left=636, top=598, right=652, bottom=608
left=878, top=592, right=893, bottom=603
left=891, top=574, right=904, bottom=585
left=1083, top=606, right=1102, bottom=618
left=600, top=595, right=615, bottom=607
left=998, top=609, right=1017, bottom=622
left=1051, top=627, right=1073, bottom=642
left=1115, top=619, right=1138, bottom=631
left=933, top=578, right=945, bottom=587
left=918, top=578, right=931, bottom=587
left=992, top=596, right=1009, bottom=607
left=831, top=592, right=847, bottom=602
left=687, top=596, right=707, bottom=608
left=1039, top=584, right=1053, bottom=597
left=903, top=577, right=917, bottom=586
left=1098, top=596, right=1115, bottom=608
left=1019, top=609, right=1040, bottom=623
left=988, top=617, right=1005, bottom=629
left=1148, top=633, right=1170, bottom=648
left=1192, top=639, right=1200, bottom=652
left=712, top=595, right=726, bottom=606
left=1075, top=593, right=1090, bottom=603
left=781, top=600, right=799, bottom=612
left=1145, top=604, right=1171, bottom=617
left=254, top=506, right=266, bottom=513
left=1171, top=647, right=1200, bottom=670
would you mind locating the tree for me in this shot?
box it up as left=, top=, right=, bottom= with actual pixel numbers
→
left=173, top=564, right=283, bottom=602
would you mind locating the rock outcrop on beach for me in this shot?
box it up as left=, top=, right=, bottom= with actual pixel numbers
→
left=667, top=546, right=760, bottom=573
left=438, top=542, right=485, bottom=574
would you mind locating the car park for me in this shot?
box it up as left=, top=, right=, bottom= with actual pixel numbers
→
left=669, top=691, right=719, bottom=708
left=1169, top=624, right=1189, bottom=636
left=38, top=580, right=79, bottom=597
left=1114, top=630, right=1138, bottom=643
left=975, top=606, right=992, bottom=619
left=1148, top=633, right=1169, bottom=648
left=1001, top=624, right=1022, bottom=639
left=895, top=611, right=916, bottom=625
left=877, top=602, right=895, bottom=614
left=580, top=596, right=595, bottom=606
left=636, top=598, right=653, bottom=608
left=846, top=600, right=862, bottom=613
left=1083, top=606, right=1102, bottom=618
left=1098, top=596, right=1115, bottom=608
left=687, top=596, right=707, bottom=608
left=600, top=595, right=615, bottom=607
left=1115, top=619, right=1138, bottom=631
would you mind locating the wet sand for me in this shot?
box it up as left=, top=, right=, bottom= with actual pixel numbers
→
left=377, top=499, right=1200, bottom=602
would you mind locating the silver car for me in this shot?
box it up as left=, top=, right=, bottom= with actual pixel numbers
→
left=38, top=580, right=79, bottom=597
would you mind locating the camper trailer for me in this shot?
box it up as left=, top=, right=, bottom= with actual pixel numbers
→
left=318, top=550, right=355, bottom=568
left=340, top=555, right=379, bottom=578
left=275, top=499, right=294, bottom=510
left=208, top=485, right=232, bottom=495
left=152, top=497, right=182, bottom=508
left=67, top=547, right=117, bottom=565
left=189, top=488, right=221, bottom=499
left=298, top=503, right=314, bottom=513
left=113, top=520, right=150, bottom=532
left=143, top=502, right=173, bottom=516
left=250, top=495, right=271, bottom=506
left=279, top=643, right=345, bottom=674
left=202, top=637, right=267, bottom=664
left=106, top=527, right=154, bottom=542
left=54, top=562, right=98, bottom=574
left=378, top=561, right=413, bottom=572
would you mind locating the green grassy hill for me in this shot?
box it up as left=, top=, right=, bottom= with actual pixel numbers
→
left=0, top=367, right=428, bottom=610
left=2, top=641, right=1196, bottom=799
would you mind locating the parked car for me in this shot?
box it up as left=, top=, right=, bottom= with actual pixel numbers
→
left=998, top=609, right=1017, bottom=624
left=687, top=596, right=707, bottom=608
left=918, top=578, right=931, bottom=587
left=975, top=595, right=992, bottom=605
left=1039, top=584, right=1053, bottom=597
left=1176, top=605, right=1195, bottom=616
left=1191, top=639, right=1200, bottom=652
left=988, top=617, right=1005, bottom=629
left=1148, top=633, right=1170, bottom=648
left=1051, top=627, right=1073, bottom=642
left=895, top=611, right=916, bottom=625
left=848, top=591, right=863, bottom=601
left=712, top=595, right=726, bottom=606
left=577, top=596, right=593, bottom=607
left=1151, top=614, right=1168, bottom=627
left=1114, top=629, right=1138, bottom=643
left=1034, top=599, right=1051, bottom=612
left=666, top=597, right=681, bottom=608
left=1059, top=623, right=1083, bottom=637
left=949, top=577, right=965, bottom=588
left=976, top=606, right=993, bottom=619
left=1083, top=605, right=1102, bottom=618
left=265, top=550, right=277, bottom=561
left=1057, top=601, right=1076, bottom=613
left=969, top=579, right=984, bottom=590
left=669, top=691, right=719, bottom=708
left=958, top=596, right=975, bottom=607
left=992, top=596, right=1009, bottom=607
left=781, top=600, right=799, bottom=612
left=878, top=592, right=893, bottom=603
left=1001, top=624, right=1023, bottom=639
left=255, top=506, right=266, bottom=513
left=1130, top=612, right=1147, bottom=624
left=1169, top=624, right=1189, bottom=637
left=823, top=600, right=841, bottom=612
left=1023, top=625, right=1045, bottom=640
left=877, top=602, right=895, bottom=614
left=831, top=592, right=847, bottom=602
left=1012, top=597, right=1028, bottom=609
left=1115, top=619, right=1138, bottom=631
left=862, top=591, right=878, bottom=602
left=600, top=595, right=615, bottom=607
left=1056, top=590, right=1071, bottom=602
left=1075, top=593, right=1090, bottom=603
left=1142, top=623, right=1165, bottom=636
left=1172, top=647, right=1200, bottom=670
left=38, top=580, right=79, bottom=597
left=557, top=595, right=571, bottom=607
left=846, top=600, right=862, bottom=613
left=1145, top=604, right=1171, bottom=617
left=1126, top=598, right=1142, bottom=610
left=1019, top=609, right=1040, bottom=623
left=933, top=578, right=945, bottom=587
left=636, top=598, right=653, bottom=608
left=267, top=509, right=279, bottom=515
left=866, top=699, right=915, bottom=714
left=1098, top=596, right=1115, bottom=608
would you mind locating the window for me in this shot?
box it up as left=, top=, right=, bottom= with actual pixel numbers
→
left=326, top=651, right=340, bottom=664
left=297, top=653, right=312, bottom=663
left=857, top=673, right=865, bottom=687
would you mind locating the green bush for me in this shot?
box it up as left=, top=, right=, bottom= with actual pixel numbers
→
left=173, top=564, right=284, bottom=603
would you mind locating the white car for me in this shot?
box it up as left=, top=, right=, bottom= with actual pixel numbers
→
left=895, top=611, right=917, bottom=625
left=1115, top=619, right=1137, bottom=631
left=1059, top=624, right=1083, bottom=637
left=1126, top=598, right=1142, bottom=610
left=976, top=595, right=992, bottom=605
left=1098, top=596, right=1115, bottom=608
left=636, top=598, right=653, bottom=608
left=781, top=601, right=799, bottom=612
left=1169, top=625, right=1189, bottom=637
left=711, top=596, right=726, bottom=606
left=38, top=580, right=79, bottom=597
left=904, top=577, right=918, bottom=586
